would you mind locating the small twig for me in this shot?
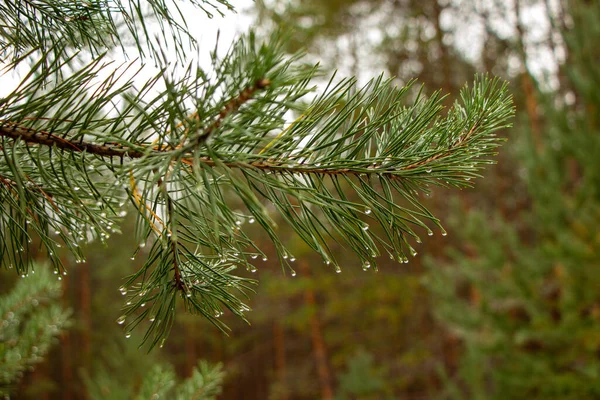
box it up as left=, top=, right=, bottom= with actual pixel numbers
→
left=129, top=172, right=167, bottom=235
left=194, top=78, right=271, bottom=145
left=166, top=195, right=184, bottom=291
left=0, top=123, right=145, bottom=158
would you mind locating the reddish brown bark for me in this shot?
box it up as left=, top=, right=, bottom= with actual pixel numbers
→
left=299, top=262, right=334, bottom=400
left=184, top=322, right=198, bottom=376
left=79, top=263, right=92, bottom=378
left=273, top=321, right=289, bottom=400
left=60, top=275, right=73, bottom=400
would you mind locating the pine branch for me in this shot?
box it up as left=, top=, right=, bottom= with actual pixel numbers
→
left=0, top=3, right=514, bottom=349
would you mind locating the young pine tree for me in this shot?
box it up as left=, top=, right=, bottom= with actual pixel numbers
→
left=0, top=265, right=70, bottom=397
left=426, top=1, right=600, bottom=399
left=0, top=1, right=513, bottom=350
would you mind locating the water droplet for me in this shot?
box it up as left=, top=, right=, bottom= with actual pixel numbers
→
left=441, top=228, right=448, bottom=236
left=73, top=187, right=80, bottom=191
left=149, top=316, right=156, bottom=322
left=235, top=220, right=242, bottom=226
left=426, top=169, right=432, bottom=173
left=88, top=165, right=95, bottom=171
left=125, top=332, right=131, bottom=339
left=53, top=270, right=58, bottom=274
left=249, top=218, right=255, bottom=224
left=364, top=208, right=372, bottom=215
left=139, top=242, right=146, bottom=248
left=262, top=257, right=267, bottom=262
left=119, top=286, right=127, bottom=295
left=427, top=229, right=433, bottom=236
left=465, top=177, right=471, bottom=181
left=335, top=266, right=342, bottom=273
left=283, top=254, right=288, bottom=260
left=126, top=301, right=132, bottom=305
left=251, top=267, right=257, bottom=273
left=130, top=256, right=135, bottom=260
left=62, top=271, right=67, bottom=276
left=116, top=315, right=126, bottom=325
left=186, top=293, right=192, bottom=298
left=159, top=338, right=166, bottom=348
left=251, top=255, right=258, bottom=259
left=140, top=303, right=146, bottom=307
left=119, top=211, right=127, bottom=217
left=290, top=257, right=296, bottom=262
left=58, top=276, right=62, bottom=280
left=291, top=270, right=297, bottom=277
left=362, top=261, right=371, bottom=271
left=361, top=223, right=369, bottom=231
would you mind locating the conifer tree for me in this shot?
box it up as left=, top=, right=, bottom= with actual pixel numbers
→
left=426, top=1, right=600, bottom=398
left=0, top=265, right=70, bottom=396
left=0, top=1, right=513, bottom=349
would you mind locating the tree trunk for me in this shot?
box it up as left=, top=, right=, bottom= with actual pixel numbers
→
left=299, top=261, right=334, bottom=400
left=273, top=321, right=289, bottom=400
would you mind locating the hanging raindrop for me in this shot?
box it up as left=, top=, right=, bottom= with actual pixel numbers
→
left=116, top=315, right=126, bottom=325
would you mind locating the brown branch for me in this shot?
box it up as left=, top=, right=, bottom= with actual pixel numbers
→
left=196, top=78, right=271, bottom=142
left=0, top=172, right=58, bottom=211
left=1, top=77, right=478, bottom=181
left=0, top=123, right=145, bottom=158
left=1, top=120, right=467, bottom=180
left=0, top=78, right=272, bottom=158
left=166, top=195, right=184, bottom=291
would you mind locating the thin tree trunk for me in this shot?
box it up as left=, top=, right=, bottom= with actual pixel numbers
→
left=79, top=263, right=92, bottom=394
left=273, top=321, right=289, bottom=400
left=185, top=322, right=198, bottom=375
left=432, top=0, right=453, bottom=95
left=515, top=0, right=543, bottom=151
left=299, top=262, right=334, bottom=400
left=61, top=275, right=73, bottom=400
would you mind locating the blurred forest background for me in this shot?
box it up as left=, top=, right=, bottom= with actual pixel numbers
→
left=2, top=0, right=599, bottom=399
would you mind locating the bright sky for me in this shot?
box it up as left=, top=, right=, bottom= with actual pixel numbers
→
left=0, top=1, right=559, bottom=100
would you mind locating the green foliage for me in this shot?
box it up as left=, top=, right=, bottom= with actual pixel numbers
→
left=86, top=359, right=224, bottom=400
left=426, top=2, right=600, bottom=399
left=335, top=349, right=390, bottom=400
left=1, top=0, right=513, bottom=350
left=0, top=265, right=70, bottom=396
